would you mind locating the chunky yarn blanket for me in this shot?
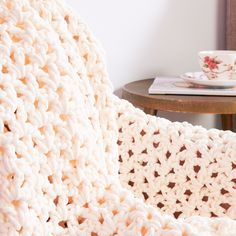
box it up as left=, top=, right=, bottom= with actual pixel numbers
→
left=0, top=0, right=236, bottom=235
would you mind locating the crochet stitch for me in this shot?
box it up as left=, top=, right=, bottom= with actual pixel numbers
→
left=0, top=0, right=235, bottom=235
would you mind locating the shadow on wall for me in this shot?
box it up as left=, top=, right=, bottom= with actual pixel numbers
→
left=217, top=0, right=226, bottom=49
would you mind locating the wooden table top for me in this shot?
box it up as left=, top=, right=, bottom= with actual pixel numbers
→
left=122, top=79, right=236, bottom=114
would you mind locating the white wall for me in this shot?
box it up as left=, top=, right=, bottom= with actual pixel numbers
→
left=68, top=0, right=227, bottom=130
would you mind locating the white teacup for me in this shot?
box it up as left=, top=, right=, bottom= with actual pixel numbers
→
left=199, top=50, right=236, bottom=80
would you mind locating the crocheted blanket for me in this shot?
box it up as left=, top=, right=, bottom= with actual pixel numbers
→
left=0, top=0, right=235, bottom=235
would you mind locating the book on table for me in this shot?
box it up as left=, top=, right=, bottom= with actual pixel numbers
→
left=148, top=77, right=236, bottom=96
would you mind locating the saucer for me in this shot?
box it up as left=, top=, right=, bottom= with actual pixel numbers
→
left=180, top=72, right=236, bottom=88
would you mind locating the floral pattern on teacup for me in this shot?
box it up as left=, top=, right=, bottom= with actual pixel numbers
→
left=200, top=56, right=236, bottom=80
left=203, top=56, right=221, bottom=70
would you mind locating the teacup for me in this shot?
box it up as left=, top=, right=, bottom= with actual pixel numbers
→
left=199, top=50, right=236, bottom=80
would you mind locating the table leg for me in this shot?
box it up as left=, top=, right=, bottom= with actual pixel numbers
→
left=144, top=108, right=157, bottom=116
left=221, top=114, right=233, bottom=131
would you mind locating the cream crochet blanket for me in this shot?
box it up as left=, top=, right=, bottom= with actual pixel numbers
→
left=0, top=0, right=236, bottom=235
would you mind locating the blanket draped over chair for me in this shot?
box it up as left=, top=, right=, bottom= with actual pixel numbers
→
left=0, top=0, right=235, bottom=235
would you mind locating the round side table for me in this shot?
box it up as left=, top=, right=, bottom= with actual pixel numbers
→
left=122, top=79, right=236, bottom=131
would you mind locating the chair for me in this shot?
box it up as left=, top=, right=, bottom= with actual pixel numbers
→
left=0, top=0, right=235, bottom=235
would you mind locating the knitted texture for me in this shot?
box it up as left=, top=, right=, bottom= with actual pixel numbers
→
left=0, top=0, right=235, bottom=235
left=116, top=99, right=236, bottom=220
